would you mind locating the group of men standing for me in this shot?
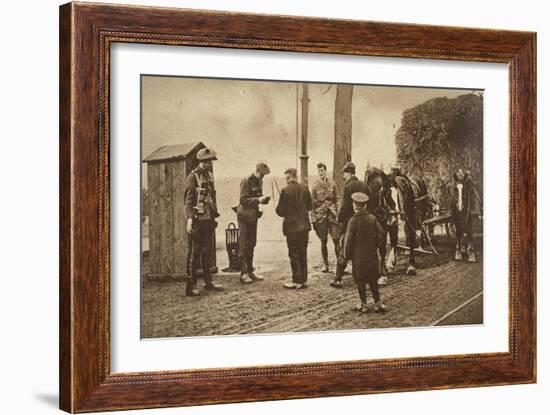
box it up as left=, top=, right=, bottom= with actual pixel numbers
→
left=236, top=163, right=314, bottom=289
left=310, top=161, right=386, bottom=311
left=183, top=147, right=386, bottom=311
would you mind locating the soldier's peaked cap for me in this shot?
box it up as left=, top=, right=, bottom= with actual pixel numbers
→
left=196, top=147, right=217, bottom=161
left=341, top=161, right=356, bottom=173
left=351, top=192, right=369, bottom=204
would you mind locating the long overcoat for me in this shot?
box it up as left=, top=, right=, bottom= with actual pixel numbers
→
left=338, top=176, right=370, bottom=229
left=275, top=181, right=313, bottom=236
left=344, top=210, right=385, bottom=283
left=236, top=173, right=267, bottom=256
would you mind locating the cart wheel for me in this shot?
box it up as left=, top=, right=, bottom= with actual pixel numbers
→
left=446, top=222, right=456, bottom=239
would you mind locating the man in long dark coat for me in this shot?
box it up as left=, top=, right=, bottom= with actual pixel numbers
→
left=330, top=161, right=370, bottom=288
left=275, top=168, right=313, bottom=289
left=344, top=192, right=387, bottom=313
left=236, top=163, right=271, bottom=283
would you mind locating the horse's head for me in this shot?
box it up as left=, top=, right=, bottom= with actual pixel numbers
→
left=364, top=167, right=399, bottom=223
left=364, top=167, right=389, bottom=194
left=387, top=164, right=404, bottom=182
left=454, top=168, right=465, bottom=182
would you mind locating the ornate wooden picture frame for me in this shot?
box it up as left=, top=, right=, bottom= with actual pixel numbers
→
left=59, top=2, right=536, bottom=412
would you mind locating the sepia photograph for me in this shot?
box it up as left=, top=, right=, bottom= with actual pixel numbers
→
left=140, top=75, right=483, bottom=339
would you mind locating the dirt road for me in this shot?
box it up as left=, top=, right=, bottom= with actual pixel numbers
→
left=141, top=235, right=483, bottom=338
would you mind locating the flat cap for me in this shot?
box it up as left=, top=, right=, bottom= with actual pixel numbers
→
left=341, top=161, right=356, bottom=174
left=196, top=147, right=217, bottom=161
left=284, top=167, right=298, bottom=177
left=351, top=192, right=369, bottom=204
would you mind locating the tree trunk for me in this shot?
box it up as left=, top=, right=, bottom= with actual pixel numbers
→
left=333, top=84, right=353, bottom=196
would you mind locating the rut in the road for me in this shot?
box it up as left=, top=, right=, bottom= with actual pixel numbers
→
left=142, top=249, right=483, bottom=338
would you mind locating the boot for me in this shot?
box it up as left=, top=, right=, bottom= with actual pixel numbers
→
left=330, top=264, right=344, bottom=288
left=185, top=257, right=200, bottom=296
left=204, top=282, right=224, bottom=291
left=240, top=256, right=252, bottom=284
left=373, top=301, right=387, bottom=313
left=185, top=278, right=199, bottom=297
left=321, top=243, right=329, bottom=273
left=283, top=281, right=299, bottom=289
left=352, top=302, right=370, bottom=313
left=202, top=254, right=223, bottom=291
left=247, top=254, right=263, bottom=281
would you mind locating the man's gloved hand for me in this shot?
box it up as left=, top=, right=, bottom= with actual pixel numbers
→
left=186, top=218, right=193, bottom=234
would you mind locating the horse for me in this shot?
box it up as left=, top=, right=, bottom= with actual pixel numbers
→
left=402, top=174, right=431, bottom=248
left=364, top=167, right=398, bottom=278
left=451, top=169, right=482, bottom=263
left=365, top=167, right=430, bottom=276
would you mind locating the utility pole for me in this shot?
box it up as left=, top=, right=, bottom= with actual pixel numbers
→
left=299, top=83, right=309, bottom=185
left=333, top=84, right=353, bottom=196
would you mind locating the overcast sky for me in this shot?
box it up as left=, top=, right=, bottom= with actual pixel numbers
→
left=141, top=75, right=471, bottom=179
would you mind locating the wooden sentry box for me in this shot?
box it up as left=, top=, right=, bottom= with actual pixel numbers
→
left=143, top=142, right=217, bottom=280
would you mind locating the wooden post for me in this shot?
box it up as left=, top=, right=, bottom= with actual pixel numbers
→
left=299, top=83, right=309, bottom=185
left=333, top=84, right=353, bottom=196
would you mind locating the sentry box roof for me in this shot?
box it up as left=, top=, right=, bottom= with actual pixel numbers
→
left=143, top=142, right=205, bottom=164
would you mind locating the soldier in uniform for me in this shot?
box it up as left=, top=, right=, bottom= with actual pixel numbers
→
left=275, top=168, right=313, bottom=289
left=236, top=163, right=271, bottom=284
left=330, top=161, right=370, bottom=288
left=183, top=147, right=224, bottom=296
left=344, top=192, right=387, bottom=313
left=310, top=162, right=340, bottom=273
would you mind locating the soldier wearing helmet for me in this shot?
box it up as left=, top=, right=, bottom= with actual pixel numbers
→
left=183, top=147, right=224, bottom=296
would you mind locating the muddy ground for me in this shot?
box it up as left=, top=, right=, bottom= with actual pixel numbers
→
left=141, top=234, right=483, bottom=338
